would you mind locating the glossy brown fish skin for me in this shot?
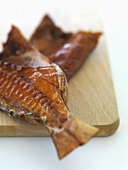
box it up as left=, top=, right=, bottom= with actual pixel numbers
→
left=0, top=61, right=68, bottom=128
left=0, top=26, right=50, bottom=67
left=30, top=15, right=101, bottom=80
left=0, top=26, right=68, bottom=105
left=50, top=31, right=101, bottom=80
left=30, top=15, right=72, bottom=57
left=0, top=60, right=98, bottom=159
left=0, top=26, right=99, bottom=159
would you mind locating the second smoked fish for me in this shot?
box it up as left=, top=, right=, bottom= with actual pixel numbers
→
left=30, top=15, right=101, bottom=80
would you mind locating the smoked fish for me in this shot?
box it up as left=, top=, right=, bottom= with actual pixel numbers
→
left=30, top=15, right=101, bottom=80
left=0, top=26, right=98, bottom=159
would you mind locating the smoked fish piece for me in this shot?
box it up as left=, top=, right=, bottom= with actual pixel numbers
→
left=0, top=26, right=98, bottom=159
left=0, top=62, right=98, bottom=159
left=30, top=15, right=72, bottom=57
left=0, top=26, right=68, bottom=104
left=30, top=15, right=101, bottom=80
left=0, top=26, right=50, bottom=67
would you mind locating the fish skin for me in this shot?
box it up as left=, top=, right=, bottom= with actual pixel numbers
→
left=30, top=15, right=72, bottom=57
left=0, top=26, right=68, bottom=104
left=30, top=14, right=101, bottom=80
left=0, top=26, right=99, bottom=159
left=0, top=25, right=50, bottom=67
left=0, top=61, right=68, bottom=128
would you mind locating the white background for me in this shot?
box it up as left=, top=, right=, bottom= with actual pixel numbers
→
left=0, top=0, right=128, bottom=170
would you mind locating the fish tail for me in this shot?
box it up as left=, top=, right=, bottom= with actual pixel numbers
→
left=52, top=115, right=99, bottom=159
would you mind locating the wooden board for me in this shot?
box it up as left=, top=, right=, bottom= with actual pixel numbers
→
left=68, top=37, right=119, bottom=136
left=0, top=13, right=119, bottom=137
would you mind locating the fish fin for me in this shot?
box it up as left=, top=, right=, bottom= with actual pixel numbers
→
left=52, top=115, right=99, bottom=159
left=1, top=25, right=32, bottom=56
left=30, top=14, right=68, bottom=41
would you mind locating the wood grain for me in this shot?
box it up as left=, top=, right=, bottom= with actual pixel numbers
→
left=68, top=37, right=119, bottom=136
left=0, top=14, right=119, bottom=137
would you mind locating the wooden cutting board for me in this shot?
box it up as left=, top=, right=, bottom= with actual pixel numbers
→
left=0, top=14, right=119, bottom=137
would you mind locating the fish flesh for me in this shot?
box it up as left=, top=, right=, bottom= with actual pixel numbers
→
left=0, top=26, right=98, bottom=159
left=30, top=15, right=101, bottom=80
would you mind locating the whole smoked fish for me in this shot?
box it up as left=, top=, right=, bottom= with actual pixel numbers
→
left=0, top=26, right=98, bottom=159
left=30, top=15, right=101, bottom=80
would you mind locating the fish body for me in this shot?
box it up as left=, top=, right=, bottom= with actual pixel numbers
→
left=30, top=15, right=101, bottom=80
left=0, top=26, right=98, bottom=159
